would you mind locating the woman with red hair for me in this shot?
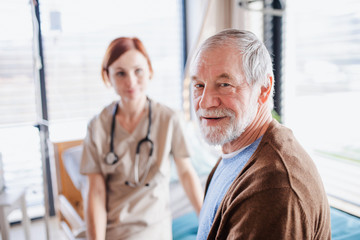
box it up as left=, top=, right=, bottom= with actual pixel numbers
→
left=80, top=37, right=203, bottom=239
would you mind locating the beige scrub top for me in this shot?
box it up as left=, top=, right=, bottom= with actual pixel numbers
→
left=80, top=99, right=191, bottom=240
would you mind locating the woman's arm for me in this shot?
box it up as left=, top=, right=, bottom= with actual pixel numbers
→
left=174, top=157, right=203, bottom=215
left=85, top=173, right=107, bottom=240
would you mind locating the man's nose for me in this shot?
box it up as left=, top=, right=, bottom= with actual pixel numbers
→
left=199, top=86, right=220, bottom=109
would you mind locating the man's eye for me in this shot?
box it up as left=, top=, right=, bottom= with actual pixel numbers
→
left=135, top=68, right=143, bottom=74
left=194, top=84, right=204, bottom=88
left=220, top=83, right=230, bottom=87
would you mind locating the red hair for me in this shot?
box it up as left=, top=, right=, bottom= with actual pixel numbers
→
left=101, top=37, right=153, bottom=85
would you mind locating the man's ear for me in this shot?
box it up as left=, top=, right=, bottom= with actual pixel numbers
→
left=259, top=75, right=273, bottom=104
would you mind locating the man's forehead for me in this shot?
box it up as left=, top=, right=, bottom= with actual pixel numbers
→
left=197, top=45, right=241, bottom=63
left=190, top=47, right=242, bottom=77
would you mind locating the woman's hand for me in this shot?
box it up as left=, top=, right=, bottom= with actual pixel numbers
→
left=85, top=173, right=107, bottom=240
left=174, top=157, right=203, bottom=215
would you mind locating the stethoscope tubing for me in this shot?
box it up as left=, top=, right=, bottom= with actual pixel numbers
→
left=106, top=97, right=154, bottom=187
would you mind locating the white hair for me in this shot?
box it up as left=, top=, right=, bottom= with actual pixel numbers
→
left=197, top=29, right=274, bottom=109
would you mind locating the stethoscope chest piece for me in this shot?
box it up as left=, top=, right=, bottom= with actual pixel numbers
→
left=105, top=152, right=118, bottom=165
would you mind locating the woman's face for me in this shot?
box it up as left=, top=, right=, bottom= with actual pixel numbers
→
left=107, top=49, right=151, bottom=102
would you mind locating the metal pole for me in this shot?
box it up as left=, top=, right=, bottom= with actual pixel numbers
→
left=263, top=0, right=284, bottom=119
left=31, top=0, right=54, bottom=239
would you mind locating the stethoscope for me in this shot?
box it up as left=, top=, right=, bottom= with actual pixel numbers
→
left=105, top=98, right=154, bottom=187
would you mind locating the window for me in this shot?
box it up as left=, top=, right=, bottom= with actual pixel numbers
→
left=1, top=0, right=186, bottom=221
left=284, top=0, right=360, bottom=213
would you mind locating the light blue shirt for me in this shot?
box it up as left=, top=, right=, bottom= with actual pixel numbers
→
left=196, top=137, right=263, bottom=240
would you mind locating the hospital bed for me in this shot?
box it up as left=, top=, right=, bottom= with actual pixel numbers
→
left=50, top=122, right=218, bottom=240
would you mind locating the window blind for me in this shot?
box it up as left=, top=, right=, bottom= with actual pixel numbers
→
left=39, top=0, right=185, bottom=142
left=0, top=0, right=45, bottom=220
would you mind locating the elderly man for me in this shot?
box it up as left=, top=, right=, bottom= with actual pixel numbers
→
left=191, top=29, right=331, bottom=240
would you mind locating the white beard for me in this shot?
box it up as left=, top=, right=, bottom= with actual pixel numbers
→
left=196, top=102, right=258, bottom=146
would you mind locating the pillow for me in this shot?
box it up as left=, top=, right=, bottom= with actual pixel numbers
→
left=62, top=145, right=87, bottom=192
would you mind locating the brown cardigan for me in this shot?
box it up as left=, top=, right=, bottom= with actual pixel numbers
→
left=204, top=120, right=331, bottom=240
